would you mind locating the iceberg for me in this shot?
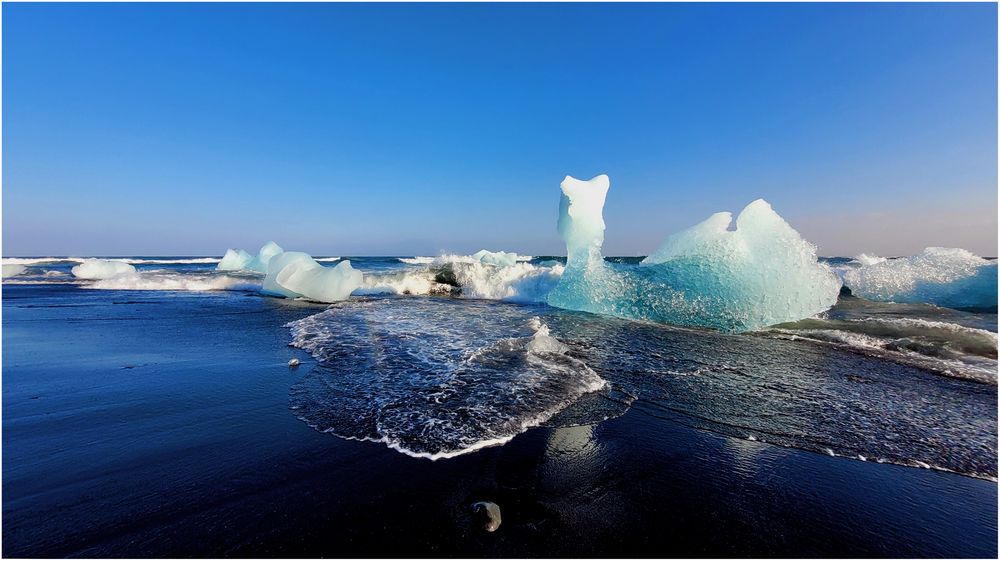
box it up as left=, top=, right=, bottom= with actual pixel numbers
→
left=842, top=247, right=997, bottom=310
left=546, top=175, right=842, bottom=331
left=71, top=259, right=137, bottom=280
left=217, top=241, right=283, bottom=273
left=217, top=248, right=253, bottom=271
left=2, top=264, right=27, bottom=278
left=262, top=251, right=362, bottom=303
left=472, top=249, right=519, bottom=267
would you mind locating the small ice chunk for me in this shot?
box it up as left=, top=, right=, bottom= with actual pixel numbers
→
left=217, top=248, right=253, bottom=271
left=2, top=264, right=27, bottom=278
left=262, top=251, right=362, bottom=303
left=71, top=259, right=136, bottom=279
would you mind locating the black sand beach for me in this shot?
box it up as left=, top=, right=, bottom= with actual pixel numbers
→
left=2, top=283, right=996, bottom=557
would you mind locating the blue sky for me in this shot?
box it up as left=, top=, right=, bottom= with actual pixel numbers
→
left=3, top=3, right=997, bottom=257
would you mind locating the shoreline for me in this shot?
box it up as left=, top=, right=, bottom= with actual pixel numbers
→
left=2, top=284, right=996, bottom=557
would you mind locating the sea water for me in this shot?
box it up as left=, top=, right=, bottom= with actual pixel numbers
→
left=2, top=253, right=996, bottom=480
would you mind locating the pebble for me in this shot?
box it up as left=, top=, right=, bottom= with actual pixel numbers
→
left=471, top=501, right=501, bottom=532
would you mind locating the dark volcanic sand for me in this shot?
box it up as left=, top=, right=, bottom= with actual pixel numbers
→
left=3, top=284, right=996, bottom=557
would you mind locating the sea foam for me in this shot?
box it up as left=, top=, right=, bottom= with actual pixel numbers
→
left=71, top=259, right=137, bottom=279
left=842, top=247, right=997, bottom=310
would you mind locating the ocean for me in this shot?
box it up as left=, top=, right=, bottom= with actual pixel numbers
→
left=2, top=255, right=997, bottom=556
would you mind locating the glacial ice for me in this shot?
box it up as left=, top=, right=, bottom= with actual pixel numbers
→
left=217, top=242, right=283, bottom=273
left=2, top=264, right=27, bottom=278
left=217, top=248, right=253, bottom=271
left=247, top=241, right=284, bottom=273
left=262, top=251, right=362, bottom=303
left=71, top=259, right=137, bottom=279
left=546, top=175, right=842, bottom=331
left=842, top=247, right=998, bottom=310
left=472, top=249, right=519, bottom=267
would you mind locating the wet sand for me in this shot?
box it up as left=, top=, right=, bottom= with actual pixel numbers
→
left=3, top=284, right=996, bottom=557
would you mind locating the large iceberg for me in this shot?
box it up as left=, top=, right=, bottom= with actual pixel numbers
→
left=217, top=241, right=283, bottom=273
left=842, top=247, right=997, bottom=310
left=262, top=251, right=362, bottom=303
left=71, top=259, right=137, bottom=279
left=546, top=175, right=842, bottom=331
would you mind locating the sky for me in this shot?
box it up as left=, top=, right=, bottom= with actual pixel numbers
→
left=3, top=2, right=997, bottom=257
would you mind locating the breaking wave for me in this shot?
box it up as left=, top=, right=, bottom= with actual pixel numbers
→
left=842, top=247, right=997, bottom=311
left=359, top=256, right=564, bottom=301
left=88, top=272, right=259, bottom=292
left=763, top=316, right=998, bottom=384
left=287, top=298, right=608, bottom=459
left=2, top=256, right=223, bottom=265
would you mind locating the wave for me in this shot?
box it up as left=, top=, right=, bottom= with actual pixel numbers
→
left=87, top=272, right=260, bottom=292
left=397, top=253, right=533, bottom=266
left=2, top=257, right=222, bottom=265
left=287, top=299, right=606, bottom=459
left=357, top=256, right=564, bottom=301
left=397, top=256, right=435, bottom=265
left=842, top=247, right=997, bottom=311
left=762, top=316, right=998, bottom=384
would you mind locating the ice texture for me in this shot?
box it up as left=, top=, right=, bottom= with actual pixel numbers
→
left=215, top=241, right=283, bottom=273
left=472, top=249, right=519, bottom=267
left=546, top=175, right=842, bottom=331
left=842, top=247, right=997, bottom=310
left=217, top=248, right=253, bottom=271
left=2, top=264, right=27, bottom=278
left=71, top=259, right=137, bottom=279
left=853, top=253, right=887, bottom=267
left=262, top=251, right=362, bottom=303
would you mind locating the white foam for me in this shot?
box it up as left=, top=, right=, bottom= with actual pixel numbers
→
left=366, top=255, right=563, bottom=301
left=842, top=247, right=997, bottom=309
left=398, top=256, right=436, bottom=265
left=356, top=271, right=446, bottom=296
left=71, top=259, right=137, bottom=279
left=88, top=272, right=258, bottom=292
left=449, top=261, right=564, bottom=301
left=4, top=257, right=222, bottom=265
left=853, top=253, right=887, bottom=266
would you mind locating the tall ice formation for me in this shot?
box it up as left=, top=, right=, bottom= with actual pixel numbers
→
left=547, top=174, right=842, bottom=331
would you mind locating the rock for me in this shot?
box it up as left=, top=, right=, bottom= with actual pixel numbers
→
left=288, top=358, right=300, bottom=368
left=471, top=501, right=501, bottom=532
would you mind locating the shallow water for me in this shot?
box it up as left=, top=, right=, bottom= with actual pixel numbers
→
left=2, top=266, right=997, bottom=556
left=4, top=255, right=997, bottom=477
